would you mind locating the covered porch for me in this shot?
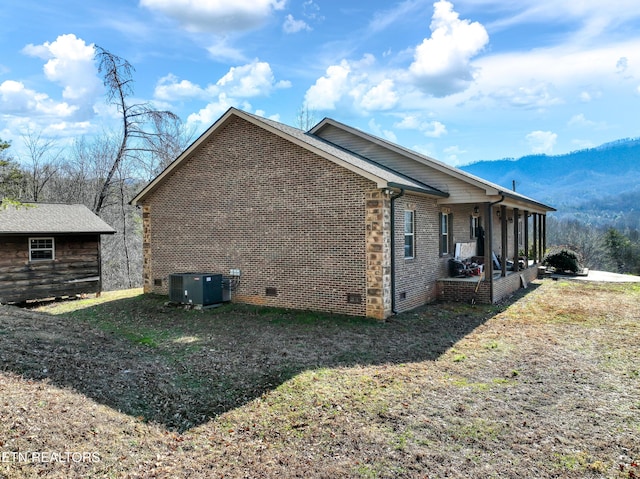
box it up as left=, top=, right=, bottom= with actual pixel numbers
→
left=437, top=197, right=553, bottom=304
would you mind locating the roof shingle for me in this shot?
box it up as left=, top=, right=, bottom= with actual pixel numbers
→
left=0, top=203, right=116, bottom=235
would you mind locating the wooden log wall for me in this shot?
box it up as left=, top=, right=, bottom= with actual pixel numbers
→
left=0, top=235, right=101, bottom=303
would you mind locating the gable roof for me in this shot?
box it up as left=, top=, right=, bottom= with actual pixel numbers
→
left=131, top=108, right=448, bottom=205
left=0, top=203, right=116, bottom=235
left=310, top=118, right=556, bottom=213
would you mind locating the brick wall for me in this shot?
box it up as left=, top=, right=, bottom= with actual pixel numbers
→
left=392, top=194, right=443, bottom=312
left=141, top=116, right=377, bottom=316
left=492, top=264, right=538, bottom=303
left=437, top=277, right=490, bottom=304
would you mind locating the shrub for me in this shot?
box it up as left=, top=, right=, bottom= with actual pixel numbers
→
left=543, top=249, right=580, bottom=273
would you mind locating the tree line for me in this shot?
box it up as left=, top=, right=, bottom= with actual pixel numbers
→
left=547, top=217, right=640, bottom=275
left=0, top=47, right=193, bottom=290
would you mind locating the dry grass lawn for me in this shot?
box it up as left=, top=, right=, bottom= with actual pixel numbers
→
left=0, top=280, right=639, bottom=478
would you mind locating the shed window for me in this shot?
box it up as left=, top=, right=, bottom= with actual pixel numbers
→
left=404, top=210, right=415, bottom=258
left=29, top=237, right=55, bottom=261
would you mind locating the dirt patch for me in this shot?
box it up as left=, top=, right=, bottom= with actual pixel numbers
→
left=1, top=281, right=639, bottom=478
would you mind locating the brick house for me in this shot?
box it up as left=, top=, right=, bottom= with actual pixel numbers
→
left=131, top=108, right=554, bottom=319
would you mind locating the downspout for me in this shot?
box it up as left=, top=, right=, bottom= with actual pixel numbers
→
left=390, top=188, right=405, bottom=315
left=486, top=193, right=506, bottom=303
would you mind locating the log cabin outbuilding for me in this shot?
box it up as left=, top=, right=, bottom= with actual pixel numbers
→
left=0, top=203, right=115, bottom=303
left=131, top=108, right=555, bottom=319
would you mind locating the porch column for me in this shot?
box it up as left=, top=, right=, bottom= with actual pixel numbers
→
left=532, top=213, right=538, bottom=265
left=483, top=202, right=493, bottom=281
left=524, top=210, right=529, bottom=265
left=513, top=207, right=519, bottom=272
left=501, top=205, right=507, bottom=277
left=538, top=213, right=544, bottom=262
left=542, top=214, right=547, bottom=259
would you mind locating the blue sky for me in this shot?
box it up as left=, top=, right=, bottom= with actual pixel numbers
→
left=2, top=0, right=640, bottom=166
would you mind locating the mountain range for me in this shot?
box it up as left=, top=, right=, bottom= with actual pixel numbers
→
left=460, top=138, right=640, bottom=228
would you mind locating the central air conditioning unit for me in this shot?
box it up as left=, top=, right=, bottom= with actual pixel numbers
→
left=168, top=273, right=228, bottom=306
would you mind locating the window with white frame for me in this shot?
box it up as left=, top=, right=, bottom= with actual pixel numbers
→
left=470, top=215, right=480, bottom=239
left=404, top=210, right=415, bottom=258
left=29, top=237, right=55, bottom=261
left=440, top=212, right=451, bottom=255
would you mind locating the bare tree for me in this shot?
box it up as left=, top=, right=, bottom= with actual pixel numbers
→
left=547, top=217, right=608, bottom=270
left=93, top=46, right=179, bottom=215
left=0, top=139, right=27, bottom=202
left=295, top=103, right=317, bottom=130
left=139, top=113, right=195, bottom=180
left=21, top=129, right=62, bottom=202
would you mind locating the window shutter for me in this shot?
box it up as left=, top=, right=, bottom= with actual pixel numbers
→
left=438, top=212, right=443, bottom=255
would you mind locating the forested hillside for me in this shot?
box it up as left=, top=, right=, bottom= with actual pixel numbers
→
left=461, top=140, right=640, bottom=274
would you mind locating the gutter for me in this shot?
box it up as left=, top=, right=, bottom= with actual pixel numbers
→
left=389, top=188, right=405, bottom=315
left=387, top=182, right=448, bottom=198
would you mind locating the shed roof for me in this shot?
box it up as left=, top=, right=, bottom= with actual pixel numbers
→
left=0, top=203, right=116, bottom=235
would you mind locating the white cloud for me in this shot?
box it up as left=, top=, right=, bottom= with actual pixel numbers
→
left=443, top=145, right=466, bottom=166
left=408, top=0, right=489, bottom=97
left=467, top=38, right=640, bottom=112
left=165, top=60, right=288, bottom=132
left=21, top=34, right=101, bottom=120
left=186, top=93, right=244, bottom=128
left=305, top=54, right=405, bottom=113
left=305, top=60, right=352, bottom=110
left=478, top=0, right=640, bottom=43
left=283, top=14, right=311, bottom=34
left=155, top=61, right=289, bottom=105
left=567, top=113, right=607, bottom=130
left=616, top=57, right=628, bottom=74
left=568, top=113, right=595, bottom=128
left=205, top=37, right=248, bottom=63
left=0, top=80, right=77, bottom=118
left=579, top=90, right=598, bottom=102
left=394, top=114, right=447, bottom=138
left=526, top=130, right=557, bottom=154
left=360, top=79, right=398, bottom=111
left=489, top=82, right=562, bottom=110
left=155, top=74, right=208, bottom=101
left=216, top=60, right=290, bottom=97
left=304, top=1, right=489, bottom=115
left=302, top=1, right=322, bottom=21
left=140, top=0, right=285, bottom=34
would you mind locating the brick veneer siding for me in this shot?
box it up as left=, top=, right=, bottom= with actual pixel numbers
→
left=392, top=194, right=443, bottom=312
left=141, top=116, right=378, bottom=317
left=491, top=264, right=538, bottom=303
left=438, top=264, right=538, bottom=304
left=438, top=277, right=491, bottom=304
